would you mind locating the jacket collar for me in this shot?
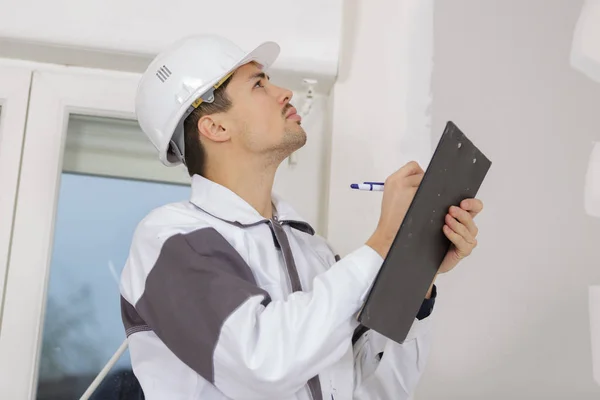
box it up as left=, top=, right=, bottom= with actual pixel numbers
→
left=189, top=174, right=315, bottom=235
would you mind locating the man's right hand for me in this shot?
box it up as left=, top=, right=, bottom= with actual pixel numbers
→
left=366, top=161, right=424, bottom=259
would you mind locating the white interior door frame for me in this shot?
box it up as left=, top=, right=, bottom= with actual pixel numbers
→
left=0, top=65, right=32, bottom=323
left=0, top=66, right=140, bottom=399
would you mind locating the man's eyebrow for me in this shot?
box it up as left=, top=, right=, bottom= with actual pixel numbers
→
left=247, top=71, right=270, bottom=82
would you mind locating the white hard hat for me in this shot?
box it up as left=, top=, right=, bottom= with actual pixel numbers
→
left=135, top=35, right=280, bottom=166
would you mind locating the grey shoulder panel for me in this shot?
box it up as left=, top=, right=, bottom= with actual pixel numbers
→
left=130, top=227, right=271, bottom=383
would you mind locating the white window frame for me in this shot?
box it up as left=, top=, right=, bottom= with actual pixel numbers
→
left=0, top=64, right=32, bottom=321
left=0, top=66, right=141, bottom=398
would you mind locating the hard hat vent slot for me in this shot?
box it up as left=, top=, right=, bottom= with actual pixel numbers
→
left=156, top=65, right=172, bottom=83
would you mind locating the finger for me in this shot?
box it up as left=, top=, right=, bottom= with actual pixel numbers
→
left=398, top=161, right=424, bottom=177
left=406, top=173, right=424, bottom=187
left=449, top=206, right=479, bottom=237
left=445, top=213, right=476, bottom=245
left=443, top=225, right=475, bottom=258
left=460, top=198, right=484, bottom=218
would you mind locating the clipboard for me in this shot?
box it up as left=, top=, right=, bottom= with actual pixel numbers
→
left=357, top=121, right=492, bottom=344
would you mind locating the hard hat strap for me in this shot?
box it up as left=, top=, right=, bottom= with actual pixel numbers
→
left=191, top=70, right=235, bottom=109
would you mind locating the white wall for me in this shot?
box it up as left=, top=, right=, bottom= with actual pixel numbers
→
left=327, top=0, right=434, bottom=254
left=416, top=0, right=600, bottom=398
left=0, top=0, right=343, bottom=91
left=572, top=0, right=600, bottom=83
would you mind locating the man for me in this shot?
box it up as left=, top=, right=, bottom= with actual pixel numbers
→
left=120, top=35, right=483, bottom=400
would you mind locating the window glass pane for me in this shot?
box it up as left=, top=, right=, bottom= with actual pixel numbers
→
left=36, top=115, right=190, bottom=399
left=38, top=348, right=145, bottom=400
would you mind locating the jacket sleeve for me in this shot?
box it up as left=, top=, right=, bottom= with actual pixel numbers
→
left=352, top=308, right=434, bottom=399
left=121, top=226, right=383, bottom=400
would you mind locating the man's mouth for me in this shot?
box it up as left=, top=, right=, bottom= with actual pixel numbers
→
left=285, top=106, right=302, bottom=122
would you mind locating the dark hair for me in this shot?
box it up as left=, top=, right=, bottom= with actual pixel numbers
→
left=183, top=76, right=233, bottom=177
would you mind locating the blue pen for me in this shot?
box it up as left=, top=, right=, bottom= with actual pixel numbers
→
left=350, top=182, right=385, bottom=191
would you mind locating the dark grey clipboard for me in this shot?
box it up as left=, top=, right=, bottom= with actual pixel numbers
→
left=357, top=121, right=492, bottom=344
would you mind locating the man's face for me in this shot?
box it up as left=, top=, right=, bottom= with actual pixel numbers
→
left=222, top=62, right=307, bottom=161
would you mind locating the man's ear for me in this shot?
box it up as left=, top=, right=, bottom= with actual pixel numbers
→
left=197, top=115, right=230, bottom=143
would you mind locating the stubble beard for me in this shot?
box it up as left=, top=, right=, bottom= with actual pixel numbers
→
left=242, top=122, right=308, bottom=168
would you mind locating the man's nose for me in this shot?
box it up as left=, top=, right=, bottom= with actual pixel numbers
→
left=275, top=85, right=293, bottom=105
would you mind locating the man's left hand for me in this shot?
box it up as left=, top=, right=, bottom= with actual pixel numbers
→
left=438, top=198, right=484, bottom=274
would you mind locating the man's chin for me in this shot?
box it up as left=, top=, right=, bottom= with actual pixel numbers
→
left=279, top=128, right=307, bottom=156
left=290, top=128, right=307, bottom=149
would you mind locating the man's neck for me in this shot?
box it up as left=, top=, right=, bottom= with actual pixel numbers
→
left=204, top=160, right=278, bottom=220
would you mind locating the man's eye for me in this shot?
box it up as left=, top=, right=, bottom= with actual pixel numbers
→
left=254, top=80, right=264, bottom=88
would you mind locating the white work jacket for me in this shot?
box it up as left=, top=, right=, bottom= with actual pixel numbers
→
left=120, top=174, right=434, bottom=400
